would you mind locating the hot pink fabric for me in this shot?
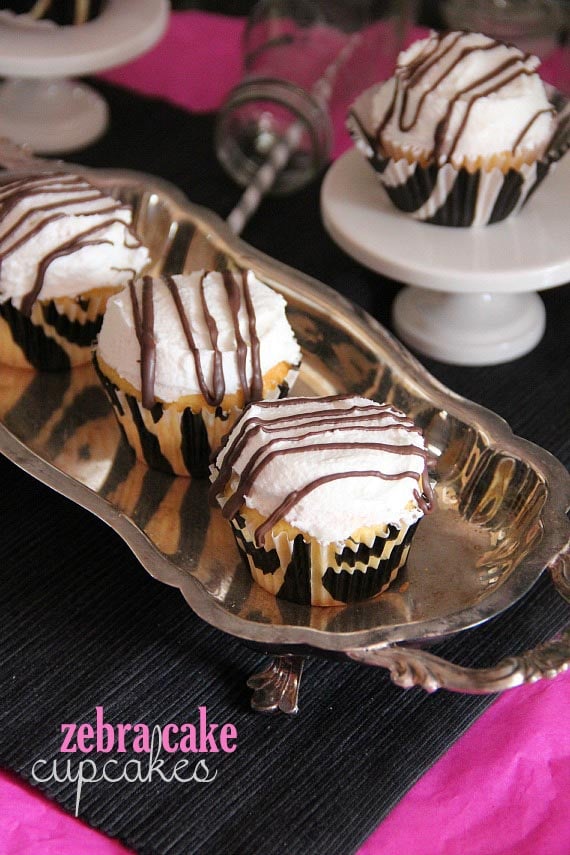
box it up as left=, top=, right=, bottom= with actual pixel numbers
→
left=1, top=676, right=569, bottom=855
left=99, top=11, right=246, bottom=116
left=1, top=11, right=569, bottom=855
left=98, top=11, right=570, bottom=157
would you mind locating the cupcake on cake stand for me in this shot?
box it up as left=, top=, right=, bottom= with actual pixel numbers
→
left=0, top=0, right=168, bottom=154
left=321, top=148, right=570, bottom=366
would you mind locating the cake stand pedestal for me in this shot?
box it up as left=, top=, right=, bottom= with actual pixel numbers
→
left=0, top=0, right=169, bottom=154
left=321, top=148, right=570, bottom=366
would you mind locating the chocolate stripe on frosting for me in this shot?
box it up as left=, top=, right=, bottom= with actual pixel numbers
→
left=132, top=272, right=267, bottom=409
left=242, top=271, right=262, bottom=401
left=222, top=270, right=248, bottom=397
left=20, top=218, right=132, bottom=317
left=442, top=66, right=541, bottom=163
left=210, top=402, right=417, bottom=497
left=0, top=173, right=88, bottom=205
left=128, top=276, right=157, bottom=410
left=375, top=32, right=555, bottom=163
left=163, top=274, right=216, bottom=406
left=0, top=174, right=144, bottom=315
left=200, top=272, right=225, bottom=404
left=0, top=197, right=122, bottom=251
left=253, top=469, right=423, bottom=548
left=211, top=397, right=433, bottom=547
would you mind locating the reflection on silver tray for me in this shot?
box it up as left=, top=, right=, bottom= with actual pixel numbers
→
left=0, top=167, right=569, bottom=710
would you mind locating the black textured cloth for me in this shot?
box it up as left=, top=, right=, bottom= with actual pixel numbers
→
left=0, top=81, right=569, bottom=855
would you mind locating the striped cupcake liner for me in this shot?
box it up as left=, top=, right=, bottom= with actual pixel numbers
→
left=230, top=513, right=418, bottom=606
left=347, top=87, right=570, bottom=227
left=94, top=356, right=300, bottom=478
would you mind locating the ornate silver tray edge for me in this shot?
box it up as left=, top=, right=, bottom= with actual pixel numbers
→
left=1, top=165, right=569, bottom=708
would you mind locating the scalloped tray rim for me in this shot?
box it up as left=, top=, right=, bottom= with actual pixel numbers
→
left=0, top=166, right=569, bottom=655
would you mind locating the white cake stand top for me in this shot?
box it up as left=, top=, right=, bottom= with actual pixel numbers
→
left=0, top=0, right=169, bottom=78
left=321, top=149, right=570, bottom=365
left=0, top=0, right=169, bottom=154
left=321, top=148, right=570, bottom=295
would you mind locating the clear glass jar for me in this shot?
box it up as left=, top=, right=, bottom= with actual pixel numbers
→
left=215, top=0, right=414, bottom=195
left=216, top=74, right=334, bottom=195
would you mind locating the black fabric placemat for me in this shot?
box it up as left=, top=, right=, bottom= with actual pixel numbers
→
left=1, top=81, right=569, bottom=855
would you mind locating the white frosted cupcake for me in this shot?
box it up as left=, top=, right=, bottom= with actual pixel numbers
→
left=348, top=30, right=569, bottom=226
left=95, top=270, right=302, bottom=477
left=210, top=395, right=433, bottom=606
left=0, top=171, right=150, bottom=369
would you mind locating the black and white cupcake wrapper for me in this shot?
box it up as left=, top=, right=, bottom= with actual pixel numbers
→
left=347, top=86, right=570, bottom=227
left=95, top=355, right=300, bottom=478
left=230, top=514, right=418, bottom=606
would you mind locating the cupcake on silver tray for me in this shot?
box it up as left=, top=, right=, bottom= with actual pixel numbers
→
left=210, top=395, right=433, bottom=606
left=0, top=171, right=150, bottom=370
left=94, top=270, right=302, bottom=477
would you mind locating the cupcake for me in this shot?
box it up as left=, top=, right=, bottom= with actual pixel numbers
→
left=94, top=270, right=302, bottom=478
left=348, top=30, right=569, bottom=226
left=0, top=171, right=150, bottom=370
left=209, top=395, right=433, bottom=606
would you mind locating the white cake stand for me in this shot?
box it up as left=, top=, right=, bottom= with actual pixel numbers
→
left=321, top=148, right=570, bottom=365
left=0, top=0, right=169, bottom=154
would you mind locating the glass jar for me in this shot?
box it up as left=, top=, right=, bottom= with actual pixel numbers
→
left=215, top=0, right=415, bottom=195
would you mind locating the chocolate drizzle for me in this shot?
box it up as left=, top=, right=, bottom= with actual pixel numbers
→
left=0, top=173, right=143, bottom=316
left=511, top=108, right=557, bottom=153
left=128, top=277, right=157, bottom=410
left=242, top=271, right=263, bottom=401
left=131, top=272, right=266, bottom=410
left=376, top=31, right=555, bottom=163
left=210, top=397, right=434, bottom=547
left=21, top=223, right=118, bottom=318
left=210, top=401, right=417, bottom=497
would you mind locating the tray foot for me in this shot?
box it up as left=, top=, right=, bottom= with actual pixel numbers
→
left=247, top=655, right=305, bottom=714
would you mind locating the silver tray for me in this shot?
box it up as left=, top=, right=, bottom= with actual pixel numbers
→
left=1, top=167, right=569, bottom=713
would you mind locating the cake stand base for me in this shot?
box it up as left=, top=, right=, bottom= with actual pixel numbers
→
left=0, top=79, right=108, bottom=154
left=393, top=289, right=546, bottom=366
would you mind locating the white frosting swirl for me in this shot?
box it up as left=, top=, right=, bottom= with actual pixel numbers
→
left=97, top=271, right=302, bottom=403
left=369, top=31, right=555, bottom=165
left=213, top=396, right=430, bottom=544
left=0, top=173, right=150, bottom=310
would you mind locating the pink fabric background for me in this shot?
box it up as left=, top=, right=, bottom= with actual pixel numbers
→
left=1, top=11, right=569, bottom=855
